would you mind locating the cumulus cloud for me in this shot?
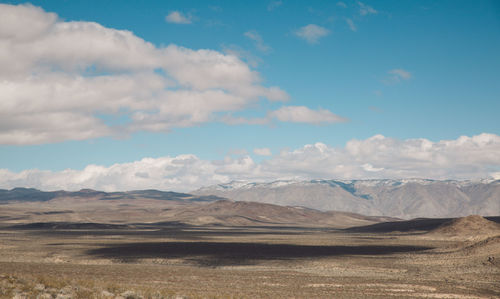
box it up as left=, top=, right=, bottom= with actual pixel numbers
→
left=244, top=30, right=271, bottom=53
left=165, top=11, right=192, bottom=24
left=0, top=4, right=288, bottom=145
left=222, top=45, right=263, bottom=68
left=254, top=148, right=272, bottom=156
left=2, top=133, right=498, bottom=192
left=358, top=1, right=377, bottom=16
left=295, top=24, right=330, bottom=44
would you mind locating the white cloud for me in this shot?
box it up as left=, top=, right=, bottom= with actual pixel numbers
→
left=165, top=11, right=192, bottom=24
left=269, top=106, right=348, bottom=124
left=337, top=2, right=347, bottom=8
left=346, top=18, right=357, bottom=31
left=295, top=24, right=330, bottom=44
left=267, top=1, right=283, bottom=11
left=1, top=133, right=499, bottom=192
left=222, top=45, right=262, bottom=68
left=254, top=148, right=272, bottom=156
left=358, top=1, right=377, bottom=16
left=0, top=4, right=288, bottom=145
left=244, top=30, right=271, bottom=53
left=260, top=133, right=500, bottom=182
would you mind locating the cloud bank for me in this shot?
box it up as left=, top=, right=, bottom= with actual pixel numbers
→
left=0, top=4, right=301, bottom=145
left=1, top=134, right=499, bottom=192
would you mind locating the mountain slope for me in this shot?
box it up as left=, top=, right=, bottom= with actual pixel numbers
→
left=193, top=179, right=500, bottom=218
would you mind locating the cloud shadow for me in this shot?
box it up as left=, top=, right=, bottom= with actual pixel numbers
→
left=86, top=241, right=433, bottom=267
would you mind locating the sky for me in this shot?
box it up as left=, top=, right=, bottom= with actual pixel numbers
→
left=0, top=0, right=499, bottom=191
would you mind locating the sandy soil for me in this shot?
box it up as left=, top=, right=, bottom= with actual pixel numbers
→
left=0, top=224, right=498, bottom=298
left=0, top=202, right=499, bottom=298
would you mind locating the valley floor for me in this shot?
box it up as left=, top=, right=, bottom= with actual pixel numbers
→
left=0, top=223, right=499, bottom=298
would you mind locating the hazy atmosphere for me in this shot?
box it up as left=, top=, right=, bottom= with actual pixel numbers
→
left=1, top=0, right=499, bottom=191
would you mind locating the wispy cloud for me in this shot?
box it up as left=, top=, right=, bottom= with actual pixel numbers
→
left=209, top=5, right=222, bottom=12
left=220, top=106, right=347, bottom=126
left=254, top=148, right=272, bottom=156
left=337, top=2, right=347, bottom=8
left=244, top=30, right=271, bottom=53
left=346, top=18, right=357, bottom=31
left=295, top=24, right=330, bottom=44
left=267, top=1, right=283, bottom=11
left=358, top=1, right=377, bottom=16
left=269, top=106, right=347, bottom=124
left=387, top=69, right=412, bottom=83
left=165, top=11, right=192, bottom=24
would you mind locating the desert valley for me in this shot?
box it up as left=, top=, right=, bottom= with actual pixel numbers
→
left=0, top=181, right=499, bottom=298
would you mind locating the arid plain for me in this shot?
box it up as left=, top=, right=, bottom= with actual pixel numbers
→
left=0, top=191, right=499, bottom=298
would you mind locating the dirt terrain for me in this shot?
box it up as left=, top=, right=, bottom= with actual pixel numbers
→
left=0, top=198, right=499, bottom=298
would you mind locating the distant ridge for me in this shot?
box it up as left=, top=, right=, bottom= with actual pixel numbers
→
left=0, top=188, right=224, bottom=203
left=0, top=188, right=398, bottom=228
left=193, top=179, right=500, bottom=218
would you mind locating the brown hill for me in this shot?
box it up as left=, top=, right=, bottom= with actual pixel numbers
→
left=0, top=196, right=395, bottom=228
left=430, top=215, right=500, bottom=237
left=460, top=235, right=500, bottom=257
left=163, top=200, right=395, bottom=228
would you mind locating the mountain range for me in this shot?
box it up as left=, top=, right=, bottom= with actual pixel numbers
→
left=2, top=178, right=499, bottom=219
left=193, top=179, right=500, bottom=219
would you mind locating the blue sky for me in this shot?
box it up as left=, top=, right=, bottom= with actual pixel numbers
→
left=0, top=1, right=499, bottom=191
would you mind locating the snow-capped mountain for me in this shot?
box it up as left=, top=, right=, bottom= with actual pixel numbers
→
left=193, top=179, right=500, bottom=219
